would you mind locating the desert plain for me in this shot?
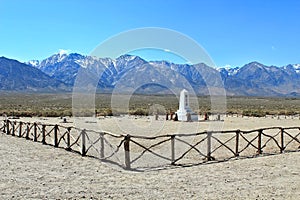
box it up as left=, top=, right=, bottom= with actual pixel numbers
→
left=0, top=115, right=299, bottom=199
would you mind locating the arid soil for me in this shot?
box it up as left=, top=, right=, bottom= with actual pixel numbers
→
left=0, top=116, right=299, bottom=199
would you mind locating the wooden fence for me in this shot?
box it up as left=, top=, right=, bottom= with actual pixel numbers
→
left=1, top=119, right=299, bottom=170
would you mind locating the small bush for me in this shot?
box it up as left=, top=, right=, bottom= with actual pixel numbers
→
left=242, top=110, right=265, bottom=117
left=130, top=108, right=148, bottom=116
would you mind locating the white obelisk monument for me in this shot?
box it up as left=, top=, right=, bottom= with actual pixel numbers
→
left=176, top=89, right=198, bottom=121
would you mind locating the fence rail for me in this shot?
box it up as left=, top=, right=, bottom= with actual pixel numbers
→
left=1, top=119, right=299, bottom=170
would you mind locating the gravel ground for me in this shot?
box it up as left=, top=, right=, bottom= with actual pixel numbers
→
left=0, top=129, right=299, bottom=199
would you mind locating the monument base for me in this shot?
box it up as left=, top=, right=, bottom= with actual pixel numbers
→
left=176, top=110, right=198, bottom=122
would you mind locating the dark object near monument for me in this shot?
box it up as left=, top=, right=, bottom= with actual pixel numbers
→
left=204, top=113, right=209, bottom=120
left=173, top=113, right=178, bottom=121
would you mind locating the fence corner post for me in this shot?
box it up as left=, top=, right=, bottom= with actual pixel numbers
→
left=257, top=129, right=262, bottom=155
left=33, top=122, right=37, bottom=142
left=207, top=132, right=212, bottom=161
left=66, top=127, right=71, bottom=151
left=18, top=121, right=22, bottom=137
left=42, top=125, right=46, bottom=144
left=54, top=125, right=58, bottom=147
left=235, top=130, right=240, bottom=157
left=171, top=135, right=175, bottom=165
left=25, top=123, right=30, bottom=140
left=6, top=120, right=10, bottom=135
left=280, top=128, right=284, bottom=153
left=81, top=129, right=86, bottom=156
left=12, top=121, right=15, bottom=136
left=124, top=134, right=131, bottom=169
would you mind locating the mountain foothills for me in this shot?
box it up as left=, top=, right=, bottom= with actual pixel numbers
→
left=0, top=57, right=67, bottom=91
left=0, top=53, right=300, bottom=96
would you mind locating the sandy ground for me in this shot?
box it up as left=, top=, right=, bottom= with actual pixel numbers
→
left=0, top=116, right=300, bottom=199
left=4, top=114, right=300, bottom=135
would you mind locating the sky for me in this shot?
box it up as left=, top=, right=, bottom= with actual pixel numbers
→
left=0, top=0, right=300, bottom=68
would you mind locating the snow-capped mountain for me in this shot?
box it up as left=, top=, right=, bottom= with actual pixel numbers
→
left=1, top=52, right=298, bottom=96
left=27, top=53, right=87, bottom=85
left=217, top=67, right=239, bottom=78
left=218, top=62, right=300, bottom=96
left=292, top=64, right=300, bottom=74
left=27, top=53, right=224, bottom=94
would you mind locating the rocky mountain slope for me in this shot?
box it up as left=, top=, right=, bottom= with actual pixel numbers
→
left=0, top=57, right=67, bottom=91
left=219, top=62, right=300, bottom=96
left=1, top=53, right=299, bottom=96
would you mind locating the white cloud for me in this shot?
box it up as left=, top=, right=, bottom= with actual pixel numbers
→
left=58, top=49, right=70, bottom=55
left=222, top=64, right=232, bottom=68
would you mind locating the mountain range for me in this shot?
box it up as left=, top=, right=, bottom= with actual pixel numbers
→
left=0, top=52, right=300, bottom=96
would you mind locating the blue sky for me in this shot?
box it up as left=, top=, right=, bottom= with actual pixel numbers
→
left=0, top=0, right=299, bottom=67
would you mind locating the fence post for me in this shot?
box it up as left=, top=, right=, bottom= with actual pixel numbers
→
left=257, top=129, right=262, bottom=154
left=100, top=132, right=104, bottom=159
left=42, top=125, right=46, bottom=144
left=280, top=128, right=284, bottom=153
left=25, top=123, right=30, bottom=139
left=235, top=130, right=240, bottom=157
left=124, top=134, right=131, bottom=169
left=81, top=129, right=86, bottom=156
left=171, top=135, right=175, bottom=165
left=54, top=125, right=58, bottom=147
left=66, top=127, right=71, bottom=151
left=18, top=121, right=22, bottom=137
left=2, top=120, right=5, bottom=133
left=6, top=120, right=10, bottom=135
left=207, top=132, right=212, bottom=161
left=33, top=123, right=37, bottom=142
left=0, top=121, right=3, bottom=133
left=12, top=121, right=15, bottom=136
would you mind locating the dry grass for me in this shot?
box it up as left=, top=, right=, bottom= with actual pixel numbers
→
left=0, top=92, right=300, bottom=117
